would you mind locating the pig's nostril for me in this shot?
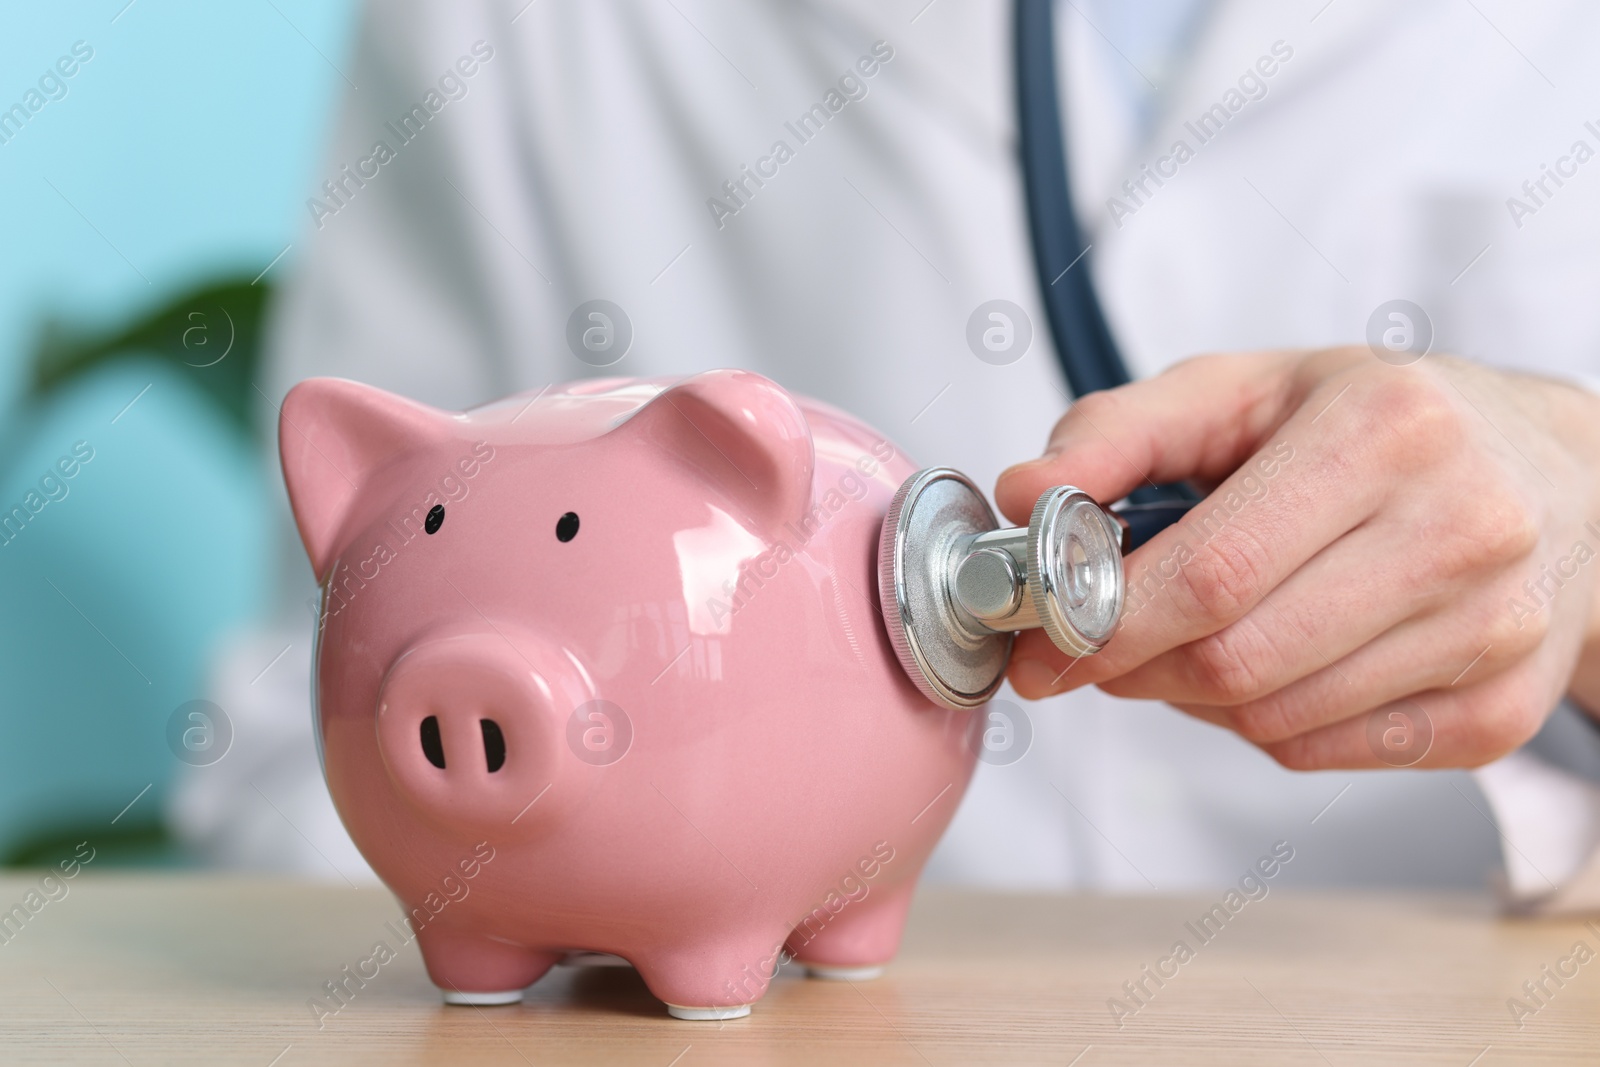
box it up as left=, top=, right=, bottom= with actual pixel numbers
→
left=480, top=719, right=506, bottom=773
left=420, top=715, right=446, bottom=769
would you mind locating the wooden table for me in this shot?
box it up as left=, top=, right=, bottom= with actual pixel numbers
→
left=3, top=874, right=1598, bottom=1065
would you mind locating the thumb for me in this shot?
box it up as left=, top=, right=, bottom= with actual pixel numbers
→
left=994, top=351, right=1302, bottom=524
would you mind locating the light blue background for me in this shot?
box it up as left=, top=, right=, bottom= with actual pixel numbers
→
left=0, top=0, right=355, bottom=860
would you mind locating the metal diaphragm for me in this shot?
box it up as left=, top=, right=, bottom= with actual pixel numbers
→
left=877, top=468, right=1013, bottom=709
left=1028, top=487, right=1125, bottom=658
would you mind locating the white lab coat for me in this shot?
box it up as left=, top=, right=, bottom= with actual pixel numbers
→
left=176, top=0, right=1600, bottom=900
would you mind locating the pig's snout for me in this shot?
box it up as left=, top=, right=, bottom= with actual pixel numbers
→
left=376, top=630, right=584, bottom=836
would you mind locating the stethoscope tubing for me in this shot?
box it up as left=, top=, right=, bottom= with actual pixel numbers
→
left=1014, top=0, right=1199, bottom=524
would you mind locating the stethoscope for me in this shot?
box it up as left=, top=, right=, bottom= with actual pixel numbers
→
left=877, top=0, right=1198, bottom=709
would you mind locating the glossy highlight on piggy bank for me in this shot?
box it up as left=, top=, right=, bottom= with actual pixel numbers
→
left=279, top=369, right=981, bottom=1019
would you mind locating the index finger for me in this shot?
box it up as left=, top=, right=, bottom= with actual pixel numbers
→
left=1012, top=363, right=1391, bottom=691
left=995, top=351, right=1299, bottom=524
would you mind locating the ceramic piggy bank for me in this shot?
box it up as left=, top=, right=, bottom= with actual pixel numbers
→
left=279, top=369, right=980, bottom=1019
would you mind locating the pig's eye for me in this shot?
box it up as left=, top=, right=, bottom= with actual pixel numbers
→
left=425, top=505, right=445, bottom=535
left=556, top=511, right=579, bottom=542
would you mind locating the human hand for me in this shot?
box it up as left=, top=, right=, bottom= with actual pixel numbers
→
left=996, top=348, right=1600, bottom=769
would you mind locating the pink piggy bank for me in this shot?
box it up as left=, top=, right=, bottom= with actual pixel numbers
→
left=279, top=369, right=980, bottom=1019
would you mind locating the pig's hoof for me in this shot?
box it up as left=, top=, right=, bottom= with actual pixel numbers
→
left=442, top=988, right=524, bottom=1006
left=804, top=964, right=886, bottom=982
left=665, top=1003, right=752, bottom=1021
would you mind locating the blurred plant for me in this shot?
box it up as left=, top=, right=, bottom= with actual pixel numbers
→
left=4, top=274, right=278, bottom=869
left=28, top=275, right=274, bottom=433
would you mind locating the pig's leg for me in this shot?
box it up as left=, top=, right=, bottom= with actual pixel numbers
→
left=633, top=937, right=786, bottom=1020
left=786, top=879, right=916, bottom=981
left=416, top=925, right=560, bottom=1005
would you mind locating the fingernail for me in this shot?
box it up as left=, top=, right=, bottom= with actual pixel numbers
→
left=1011, top=655, right=1060, bottom=698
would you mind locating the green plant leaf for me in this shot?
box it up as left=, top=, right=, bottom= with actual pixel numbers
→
left=29, top=276, right=275, bottom=435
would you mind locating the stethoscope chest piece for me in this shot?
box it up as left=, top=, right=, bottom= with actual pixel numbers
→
left=1027, top=484, right=1124, bottom=658
left=879, top=469, right=1014, bottom=709
left=878, top=467, right=1130, bottom=710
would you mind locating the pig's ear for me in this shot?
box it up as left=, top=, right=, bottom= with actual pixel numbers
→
left=624, top=370, right=815, bottom=529
left=279, top=378, right=452, bottom=581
